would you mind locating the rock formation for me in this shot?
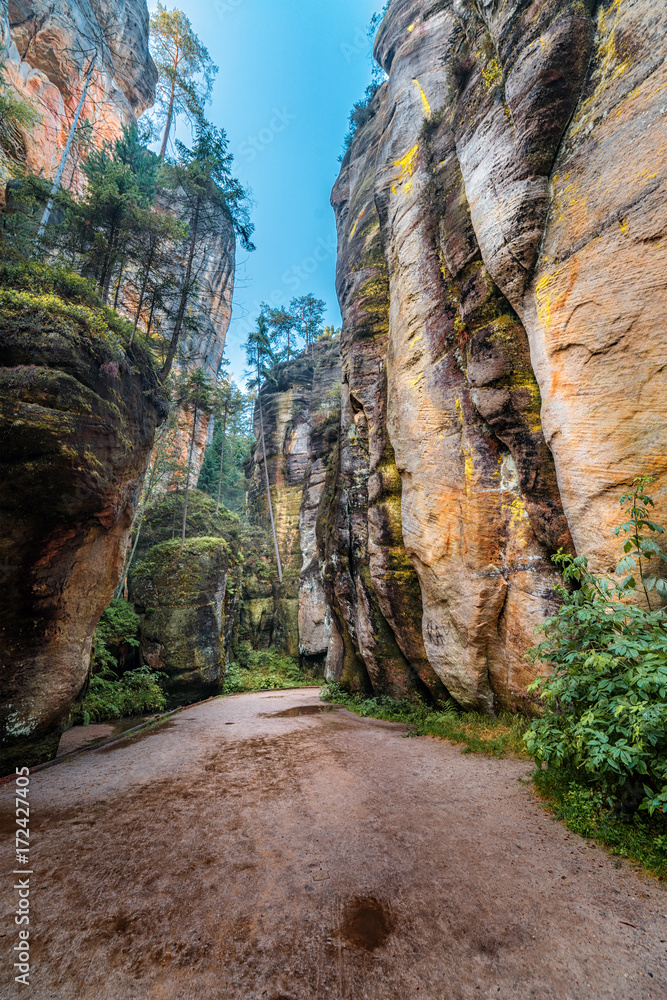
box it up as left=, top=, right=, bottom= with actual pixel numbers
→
left=130, top=492, right=241, bottom=707
left=0, top=275, right=168, bottom=770
left=247, top=340, right=341, bottom=668
left=323, top=0, right=667, bottom=710
left=0, top=0, right=156, bottom=193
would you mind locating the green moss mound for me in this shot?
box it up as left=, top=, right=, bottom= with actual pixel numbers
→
left=135, top=490, right=241, bottom=565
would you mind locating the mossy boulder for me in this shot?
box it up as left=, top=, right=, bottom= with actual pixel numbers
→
left=132, top=538, right=230, bottom=707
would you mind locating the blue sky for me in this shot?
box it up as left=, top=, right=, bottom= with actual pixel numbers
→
left=154, top=0, right=382, bottom=382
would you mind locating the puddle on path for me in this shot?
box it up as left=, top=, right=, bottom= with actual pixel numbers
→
left=94, top=719, right=182, bottom=753
left=339, top=896, right=396, bottom=951
left=57, top=716, right=158, bottom=756
left=261, top=704, right=340, bottom=718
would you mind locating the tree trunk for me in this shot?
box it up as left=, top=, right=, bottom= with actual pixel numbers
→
left=258, top=388, right=282, bottom=582
left=181, top=404, right=199, bottom=552
left=215, top=402, right=228, bottom=515
left=113, top=261, right=125, bottom=310
left=162, top=194, right=201, bottom=379
left=159, top=79, right=176, bottom=160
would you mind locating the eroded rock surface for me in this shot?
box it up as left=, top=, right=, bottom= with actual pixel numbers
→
left=1, top=0, right=156, bottom=192
left=247, top=340, right=341, bottom=666
left=324, top=0, right=667, bottom=709
left=0, top=289, right=167, bottom=770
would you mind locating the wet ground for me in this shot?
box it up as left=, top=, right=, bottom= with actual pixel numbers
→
left=55, top=715, right=159, bottom=756
left=1, top=687, right=666, bottom=999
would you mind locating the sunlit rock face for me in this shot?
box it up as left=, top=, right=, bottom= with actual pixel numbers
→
left=328, top=0, right=667, bottom=711
left=1, top=0, right=156, bottom=191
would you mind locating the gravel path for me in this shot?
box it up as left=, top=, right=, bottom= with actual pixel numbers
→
left=1, top=688, right=666, bottom=999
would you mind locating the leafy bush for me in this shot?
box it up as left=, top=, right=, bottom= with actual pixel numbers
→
left=320, top=684, right=529, bottom=757
left=70, top=598, right=167, bottom=725
left=74, top=666, right=167, bottom=726
left=524, top=478, right=667, bottom=817
left=91, top=598, right=141, bottom=675
left=224, top=646, right=314, bottom=693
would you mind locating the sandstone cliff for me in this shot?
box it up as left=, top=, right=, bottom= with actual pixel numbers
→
left=323, top=0, right=667, bottom=710
left=1, top=0, right=156, bottom=192
left=247, top=339, right=341, bottom=667
left=0, top=271, right=168, bottom=770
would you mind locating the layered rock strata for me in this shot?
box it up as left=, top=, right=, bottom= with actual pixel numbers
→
left=247, top=340, right=341, bottom=666
left=323, top=0, right=667, bottom=710
left=0, top=286, right=167, bottom=770
left=1, top=0, right=156, bottom=192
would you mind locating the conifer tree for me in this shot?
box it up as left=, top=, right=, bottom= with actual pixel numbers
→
left=149, top=3, right=218, bottom=159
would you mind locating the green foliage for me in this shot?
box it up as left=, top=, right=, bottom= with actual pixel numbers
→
left=0, top=58, right=41, bottom=169
left=223, top=645, right=315, bottom=693
left=0, top=258, right=135, bottom=349
left=524, top=478, right=667, bottom=817
left=74, top=667, right=167, bottom=726
left=72, top=598, right=166, bottom=726
left=197, top=383, right=254, bottom=514
left=342, top=84, right=380, bottom=155
left=91, top=598, right=141, bottom=675
left=320, top=684, right=530, bottom=757
left=533, top=766, right=667, bottom=881
left=149, top=2, right=218, bottom=157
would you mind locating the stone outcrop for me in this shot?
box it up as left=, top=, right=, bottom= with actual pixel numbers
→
left=129, top=491, right=241, bottom=707
left=0, top=274, right=167, bottom=770
left=1, top=0, right=156, bottom=192
left=247, top=339, right=341, bottom=667
left=320, top=0, right=667, bottom=711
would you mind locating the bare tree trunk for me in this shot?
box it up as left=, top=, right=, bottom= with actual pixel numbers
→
left=162, top=194, right=201, bottom=378
left=159, top=79, right=176, bottom=160
left=113, top=261, right=125, bottom=310
left=36, top=54, right=96, bottom=242
left=215, top=402, right=228, bottom=515
left=181, top=405, right=198, bottom=552
left=258, top=393, right=282, bottom=582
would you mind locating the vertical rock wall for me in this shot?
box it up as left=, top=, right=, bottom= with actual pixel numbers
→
left=247, top=340, right=341, bottom=665
left=1, top=0, right=156, bottom=193
left=322, top=0, right=667, bottom=710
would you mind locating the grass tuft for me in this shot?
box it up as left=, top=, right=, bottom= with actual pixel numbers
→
left=224, top=647, right=319, bottom=694
left=320, top=683, right=529, bottom=757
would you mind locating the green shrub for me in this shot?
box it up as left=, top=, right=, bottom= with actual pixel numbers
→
left=74, top=666, right=167, bottom=726
left=224, top=646, right=313, bottom=693
left=525, top=477, right=667, bottom=817
left=91, top=598, right=141, bottom=675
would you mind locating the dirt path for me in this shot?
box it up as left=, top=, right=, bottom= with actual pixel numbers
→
left=2, top=688, right=666, bottom=999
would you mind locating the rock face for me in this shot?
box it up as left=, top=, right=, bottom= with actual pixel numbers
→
left=320, top=0, right=667, bottom=710
left=247, top=340, right=341, bottom=667
left=1, top=0, right=156, bottom=192
left=129, top=492, right=241, bottom=707
left=0, top=277, right=167, bottom=770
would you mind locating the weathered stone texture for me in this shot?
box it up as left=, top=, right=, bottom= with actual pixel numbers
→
left=324, top=0, right=667, bottom=711
left=0, top=294, right=167, bottom=770
left=247, top=340, right=341, bottom=665
left=1, top=0, right=156, bottom=192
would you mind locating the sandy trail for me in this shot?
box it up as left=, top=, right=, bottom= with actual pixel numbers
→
left=1, top=687, right=666, bottom=999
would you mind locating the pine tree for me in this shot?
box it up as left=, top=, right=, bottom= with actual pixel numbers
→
left=149, top=3, right=218, bottom=159
left=161, top=119, right=254, bottom=378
